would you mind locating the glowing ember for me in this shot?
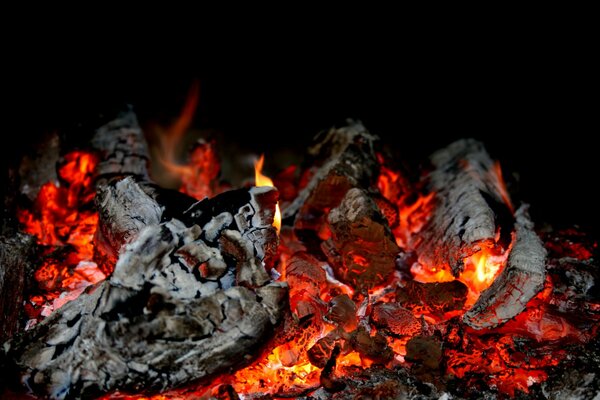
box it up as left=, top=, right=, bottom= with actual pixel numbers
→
left=15, top=131, right=598, bottom=399
left=254, top=154, right=282, bottom=233
left=232, top=324, right=325, bottom=394
left=18, top=151, right=104, bottom=323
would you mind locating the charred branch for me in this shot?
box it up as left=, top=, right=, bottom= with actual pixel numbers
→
left=411, top=139, right=513, bottom=276
left=4, top=187, right=286, bottom=399
left=283, top=121, right=379, bottom=231
left=463, top=205, right=547, bottom=329
left=323, top=188, right=399, bottom=291
left=0, top=233, right=36, bottom=343
left=91, top=109, right=150, bottom=185
left=94, top=177, right=163, bottom=270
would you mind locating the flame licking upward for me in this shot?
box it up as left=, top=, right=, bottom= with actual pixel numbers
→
left=254, top=154, right=282, bottom=233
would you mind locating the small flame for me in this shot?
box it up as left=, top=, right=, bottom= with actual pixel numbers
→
left=254, top=154, right=281, bottom=234
left=475, top=252, right=492, bottom=283
left=491, top=161, right=514, bottom=213
left=158, top=80, right=200, bottom=173
left=458, top=246, right=508, bottom=306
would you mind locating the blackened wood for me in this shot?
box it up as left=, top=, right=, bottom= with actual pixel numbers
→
left=371, top=303, right=421, bottom=337
left=94, top=177, right=163, bottom=271
left=282, top=121, right=379, bottom=230
left=91, top=109, right=150, bottom=185
left=4, top=187, right=286, bottom=399
left=18, top=131, right=60, bottom=202
left=323, top=188, right=399, bottom=291
left=463, top=205, right=547, bottom=329
left=411, top=139, right=513, bottom=276
left=396, top=280, right=468, bottom=318
left=0, top=233, right=36, bottom=343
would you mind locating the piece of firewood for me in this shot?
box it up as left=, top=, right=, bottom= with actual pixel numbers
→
left=94, top=177, right=163, bottom=271
left=4, top=187, right=286, bottom=400
left=282, top=121, right=379, bottom=231
left=0, top=233, right=36, bottom=343
left=463, top=205, right=547, bottom=329
left=411, top=139, right=513, bottom=276
left=323, top=188, right=399, bottom=291
left=90, top=109, right=150, bottom=185
left=395, top=280, right=468, bottom=318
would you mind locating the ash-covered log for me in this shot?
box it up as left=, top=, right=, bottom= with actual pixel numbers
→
left=94, top=177, right=163, bottom=271
left=411, top=139, right=513, bottom=276
left=322, top=188, right=399, bottom=291
left=283, top=121, right=379, bottom=231
left=463, top=205, right=547, bottom=329
left=90, top=109, right=150, bottom=185
left=3, top=186, right=287, bottom=399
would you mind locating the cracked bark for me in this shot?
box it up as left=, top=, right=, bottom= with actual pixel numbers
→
left=463, top=205, right=547, bottom=329
left=4, top=181, right=286, bottom=399
left=282, top=121, right=379, bottom=232
left=322, top=188, right=399, bottom=291
left=411, top=138, right=514, bottom=276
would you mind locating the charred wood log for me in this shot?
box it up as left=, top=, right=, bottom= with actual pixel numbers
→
left=0, top=233, right=36, bottom=343
left=283, top=121, right=379, bottom=231
left=323, top=188, right=399, bottom=291
left=396, top=280, right=468, bottom=318
left=463, top=205, right=547, bottom=329
left=411, top=139, right=513, bottom=276
left=4, top=187, right=286, bottom=399
left=90, top=109, right=150, bottom=185
left=94, top=177, right=163, bottom=271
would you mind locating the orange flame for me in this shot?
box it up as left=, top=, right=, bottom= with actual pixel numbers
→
left=460, top=246, right=507, bottom=306
left=491, top=161, right=514, bottom=213
left=158, top=80, right=200, bottom=172
left=232, top=324, right=325, bottom=394
left=148, top=81, right=223, bottom=200
left=254, top=154, right=281, bottom=234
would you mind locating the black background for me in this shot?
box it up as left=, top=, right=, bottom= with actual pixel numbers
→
left=5, top=59, right=598, bottom=236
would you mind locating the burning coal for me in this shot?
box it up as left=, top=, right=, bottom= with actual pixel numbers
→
left=2, top=108, right=599, bottom=400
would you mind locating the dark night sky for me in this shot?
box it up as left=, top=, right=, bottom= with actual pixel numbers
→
left=5, top=59, right=598, bottom=236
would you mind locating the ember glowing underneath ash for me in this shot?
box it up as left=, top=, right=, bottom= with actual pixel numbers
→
left=2, top=102, right=599, bottom=400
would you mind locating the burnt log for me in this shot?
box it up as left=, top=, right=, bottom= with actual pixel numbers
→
left=396, top=280, right=468, bottom=318
left=411, top=139, right=513, bottom=276
left=90, top=109, right=150, bottom=185
left=4, top=187, right=287, bottom=399
left=283, top=121, right=379, bottom=231
left=463, top=205, right=547, bottom=329
left=323, top=188, right=399, bottom=291
left=0, top=233, right=36, bottom=343
left=94, top=177, right=163, bottom=270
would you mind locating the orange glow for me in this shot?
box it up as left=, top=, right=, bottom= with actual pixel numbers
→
left=459, top=246, right=508, bottom=306
left=393, top=192, right=435, bottom=248
left=254, top=154, right=282, bottom=234
left=232, top=324, right=325, bottom=394
left=18, top=142, right=593, bottom=399
left=18, top=151, right=104, bottom=322
left=491, top=161, right=514, bottom=213
left=156, top=80, right=199, bottom=176
left=336, top=351, right=362, bottom=368
left=410, top=263, right=456, bottom=284
left=149, top=81, right=224, bottom=200
left=411, top=246, right=507, bottom=307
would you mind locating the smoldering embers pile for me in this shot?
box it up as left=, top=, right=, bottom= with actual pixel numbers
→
left=1, top=111, right=599, bottom=400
